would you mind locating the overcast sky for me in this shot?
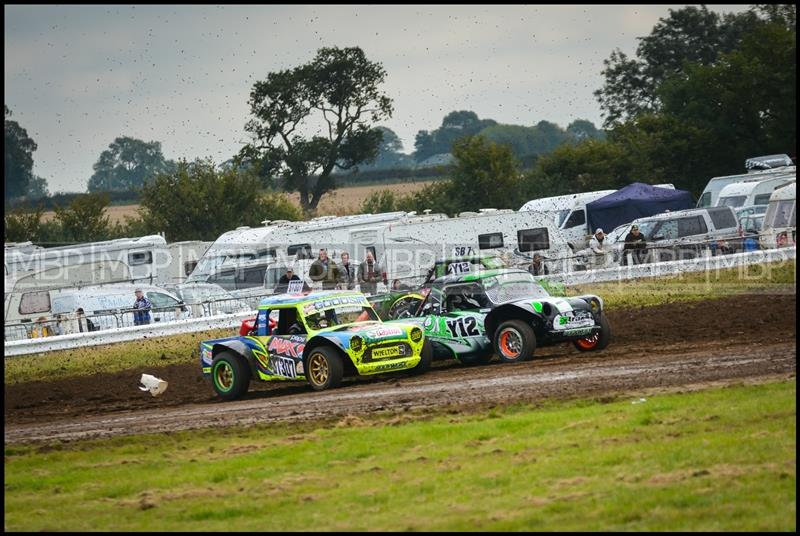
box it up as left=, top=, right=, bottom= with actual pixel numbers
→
left=5, top=4, right=750, bottom=193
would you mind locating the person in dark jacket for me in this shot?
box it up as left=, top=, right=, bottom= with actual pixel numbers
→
left=528, top=253, right=549, bottom=276
left=622, top=224, right=647, bottom=265
left=357, top=250, right=385, bottom=295
left=338, top=252, right=356, bottom=290
left=308, top=249, right=340, bottom=290
left=274, top=268, right=308, bottom=294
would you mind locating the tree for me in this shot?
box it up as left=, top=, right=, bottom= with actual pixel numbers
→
left=594, top=6, right=760, bottom=126
left=87, top=136, right=176, bottom=192
left=5, top=106, right=38, bottom=201
left=54, top=193, right=114, bottom=243
left=354, top=126, right=414, bottom=170
left=26, top=175, right=50, bottom=200
left=360, top=189, right=400, bottom=213
left=567, top=119, right=605, bottom=141
left=137, top=159, right=302, bottom=242
left=4, top=205, right=45, bottom=243
left=240, top=46, right=393, bottom=214
left=412, top=110, right=497, bottom=162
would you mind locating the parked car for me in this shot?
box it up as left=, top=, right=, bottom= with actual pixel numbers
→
left=630, top=206, right=740, bottom=262
left=386, top=269, right=610, bottom=364
left=200, top=290, right=431, bottom=399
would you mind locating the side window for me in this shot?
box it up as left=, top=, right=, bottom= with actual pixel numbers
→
left=147, top=292, right=179, bottom=308
left=266, top=266, right=287, bottom=287
left=478, top=232, right=504, bottom=250
left=422, top=288, right=444, bottom=315
left=443, top=283, right=488, bottom=311
left=275, top=308, right=304, bottom=335
left=288, top=244, right=312, bottom=259
left=517, top=228, right=550, bottom=252
left=208, top=270, right=236, bottom=291
left=753, top=193, right=772, bottom=205
left=19, top=291, right=51, bottom=315
left=128, top=251, right=153, bottom=266
left=563, top=209, right=586, bottom=229
left=365, top=246, right=377, bottom=260
left=654, top=220, right=678, bottom=240
left=677, top=216, right=708, bottom=237
left=184, top=260, right=198, bottom=276
left=697, top=192, right=711, bottom=208
left=236, top=267, right=266, bottom=289
left=708, top=208, right=737, bottom=230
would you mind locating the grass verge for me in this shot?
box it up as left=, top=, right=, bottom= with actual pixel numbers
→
left=568, top=260, right=795, bottom=309
left=4, top=380, right=795, bottom=531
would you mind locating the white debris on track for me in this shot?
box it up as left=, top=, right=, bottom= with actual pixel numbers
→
left=138, top=374, right=168, bottom=397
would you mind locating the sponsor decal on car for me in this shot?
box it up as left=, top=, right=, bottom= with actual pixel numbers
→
left=372, top=346, right=402, bottom=359
left=365, top=326, right=405, bottom=338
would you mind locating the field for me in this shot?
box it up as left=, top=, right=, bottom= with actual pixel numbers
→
left=39, top=180, right=437, bottom=224
left=4, top=259, right=796, bottom=531
left=4, top=381, right=796, bottom=531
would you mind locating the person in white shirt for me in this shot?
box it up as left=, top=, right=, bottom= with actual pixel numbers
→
left=589, top=228, right=609, bottom=268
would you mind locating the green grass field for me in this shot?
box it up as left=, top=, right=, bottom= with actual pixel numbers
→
left=4, top=380, right=795, bottom=531
left=5, top=261, right=795, bottom=386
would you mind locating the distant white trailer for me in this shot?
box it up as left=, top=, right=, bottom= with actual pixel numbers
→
left=760, top=182, right=796, bottom=249
left=715, top=175, right=795, bottom=209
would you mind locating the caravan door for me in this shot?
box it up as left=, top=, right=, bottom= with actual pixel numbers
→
left=349, top=229, right=379, bottom=264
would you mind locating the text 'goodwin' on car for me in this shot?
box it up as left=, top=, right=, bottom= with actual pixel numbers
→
left=386, top=269, right=611, bottom=364
left=200, top=290, right=431, bottom=400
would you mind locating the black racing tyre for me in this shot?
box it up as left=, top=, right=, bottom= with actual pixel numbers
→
left=409, top=339, right=433, bottom=375
left=211, top=351, right=252, bottom=401
left=305, top=346, right=344, bottom=391
left=573, top=313, right=612, bottom=352
left=494, top=320, right=537, bottom=363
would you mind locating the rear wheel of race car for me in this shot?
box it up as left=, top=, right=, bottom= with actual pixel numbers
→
left=211, top=351, right=251, bottom=401
left=494, top=320, right=536, bottom=363
left=409, top=339, right=433, bottom=375
left=305, top=346, right=344, bottom=391
left=573, top=313, right=612, bottom=352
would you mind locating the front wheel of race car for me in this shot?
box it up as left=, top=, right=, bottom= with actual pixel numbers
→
left=211, top=351, right=252, bottom=401
left=494, top=320, right=536, bottom=363
left=408, top=339, right=433, bottom=375
left=305, top=346, right=344, bottom=391
left=573, top=313, right=612, bottom=352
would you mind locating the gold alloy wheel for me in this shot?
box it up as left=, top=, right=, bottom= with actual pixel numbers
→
left=214, top=362, right=234, bottom=391
left=308, top=352, right=329, bottom=386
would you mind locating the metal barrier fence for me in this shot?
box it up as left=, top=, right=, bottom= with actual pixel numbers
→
left=4, top=245, right=795, bottom=356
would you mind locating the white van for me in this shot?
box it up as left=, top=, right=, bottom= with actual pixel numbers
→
left=716, top=175, right=796, bottom=208
left=696, top=161, right=795, bottom=208
left=4, top=283, right=189, bottom=339
left=760, top=183, right=796, bottom=249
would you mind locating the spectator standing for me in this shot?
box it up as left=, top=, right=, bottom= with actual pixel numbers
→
left=622, top=224, right=647, bottom=265
left=589, top=228, right=609, bottom=268
left=274, top=268, right=304, bottom=294
left=76, top=307, right=96, bottom=332
left=528, top=253, right=549, bottom=276
left=133, top=289, right=153, bottom=326
left=338, top=252, right=356, bottom=290
left=358, top=251, right=385, bottom=295
left=31, top=316, right=52, bottom=338
left=308, top=249, right=340, bottom=290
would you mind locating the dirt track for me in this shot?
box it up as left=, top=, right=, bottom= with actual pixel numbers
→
left=4, top=294, right=796, bottom=444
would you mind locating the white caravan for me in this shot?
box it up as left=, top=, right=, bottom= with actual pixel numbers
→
left=4, top=235, right=171, bottom=287
left=377, top=209, right=573, bottom=280
left=715, top=175, right=796, bottom=209
left=696, top=161, right=796, bottom=208
left=159, top=240, right=213, bottom=286
left=186, top=212, right=415, bottom=284
left=760, top=183, right=796, bottom=249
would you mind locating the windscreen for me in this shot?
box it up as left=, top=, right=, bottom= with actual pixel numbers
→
left=482, top=272, right=549, bottom=305
left=304, top=305, right=378, bottom=330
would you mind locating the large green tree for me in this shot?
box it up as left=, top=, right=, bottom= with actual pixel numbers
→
left=137, top=159, right=301, bottom=242
left=87, top=136, right=176, bottom=192
left=240, top=46, right=393, bottom=214
left=594, top=5, right=761, bottom=126
left=4, top=106, right=38, bottom=201
left=413, top=110, right=497, bottom=162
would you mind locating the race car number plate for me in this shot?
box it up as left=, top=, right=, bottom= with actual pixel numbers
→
left=270, top=356, right=297, bottom=378
left=372, top=346, right=402, bottom=359
left=563, top=327, right=593, bottom=337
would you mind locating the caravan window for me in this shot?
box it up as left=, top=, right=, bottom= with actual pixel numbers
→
left=19, top=291, right=51, bottom=315
left=256, top=248, right=276, bottom=259
left=128, top=251, right=153, bottom=266
left=677, top=216, right=708, bottom=237
left=288, top=244, right=312, bottom=259
left=753, top=193, right=773, bottom=205
left=708, top=208, right=737, bottom=229
left=768, top=200, right=796, bottom=227
left=183, top=261, right=198, bottom=276
left=719, top=196, right=746, bottom=208
left=236, top=266, right=267, bottom=289
left=478, top=233, right=504, bottom=250
left=697, top=192, right=711, bottom=208
left=563, top=209, right=585, bottom=229
left=517, top=228, right=550, bottom=252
